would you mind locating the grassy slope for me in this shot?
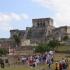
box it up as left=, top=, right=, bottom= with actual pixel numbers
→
left=55, top=45, right=70, bottom=52
left=0, top=63, right=70, bottom=70
left=0, top=46, right=70, bottom=70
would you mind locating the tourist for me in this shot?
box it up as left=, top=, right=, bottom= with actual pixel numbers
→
left=28, top=56, right=33, bottom=67
left=0, top=59, right=5, bottom=68
left=62, top=62, right=67, bottom=70
left=61, top=58, right=68, bottom=70
left=59, top=61, right=63, bottom=70
left=21, top=56, right=26, bottom=64
left=5, top=58, right=10, bottom=67
left=62, top=58, right=68, bottom=70
left=65, top=58, right=69, bottom=70
left=55, top=62, right=59, bottom=70
left=35, top=58, right=39, bottom=66
left=47, top=59, right=52, bottom=69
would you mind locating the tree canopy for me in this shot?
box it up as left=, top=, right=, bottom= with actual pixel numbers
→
left=13, top=33, right=21, bottom=47
left=47, top=40, right=60, bottom=50
left=63, top=35, right=69, bottom=41
left=34, top=40, right=60, bottom=53
left=34, top=43, right=48, bottom=53
left=0, top=48, right=8, bottom=56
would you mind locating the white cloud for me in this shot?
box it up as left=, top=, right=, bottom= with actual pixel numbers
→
left=10, top=13, right=21, bottom=21
left=32, top=0, right=70, bottom=27
left=0, top=12, right=29, bottom=31
left=21, top=13, right=29, bottom=19
left=0, top=12, right=29, bottom=22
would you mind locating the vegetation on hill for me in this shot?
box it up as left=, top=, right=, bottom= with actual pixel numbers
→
left=34, top=40, right=60, bottom=53
left=0, top=48, right=8, bottom=56
left=13, top=32, right=21, bottom=48
left=63, top=35, right=69, bottom=41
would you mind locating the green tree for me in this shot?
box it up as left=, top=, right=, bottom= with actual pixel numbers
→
left=34, top=40, right=60, bottom=53
left=0, top=48, right=8, bottom=56
left=63, top=35, right=69, bottom=41
left=13, top=32, right=21, bottom=48
left=27, top=28, right=32, bottom=39
left=34, top=43, right=50, bottom=53
left=47, top=40, right=60, bottom=50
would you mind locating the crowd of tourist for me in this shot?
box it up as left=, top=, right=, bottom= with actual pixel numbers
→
left=0, top=51, right=69, bottom=70
left=55, top=58, right=69, bottom=70
left=21, top=51, right=69, bottom=70
left=21, top=51, right=54, bottom=67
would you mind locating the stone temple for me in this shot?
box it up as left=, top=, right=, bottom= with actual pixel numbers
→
left=10, top=17, right=70, bottom=44
left=10, top=18, right=54, bottom=44
left=0, top=17, right=70, bottom=49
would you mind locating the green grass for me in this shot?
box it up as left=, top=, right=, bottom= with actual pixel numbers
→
left=0, top=63, right=69, bottom=70
left=0, top=54, right=70, bottom=70
left=0, top=64, right=55, bottom=70
left=0, top=65, right=31, bottom=70
left=0, top=45, right=70, bottom=70
left=55, top=45, right=70, bottom=51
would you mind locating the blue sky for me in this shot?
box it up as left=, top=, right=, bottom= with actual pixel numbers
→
left=0, top=0, right=70, bottom=38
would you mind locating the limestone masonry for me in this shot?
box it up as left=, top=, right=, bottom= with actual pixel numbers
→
left=0, top=17, right=70, bottom=49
